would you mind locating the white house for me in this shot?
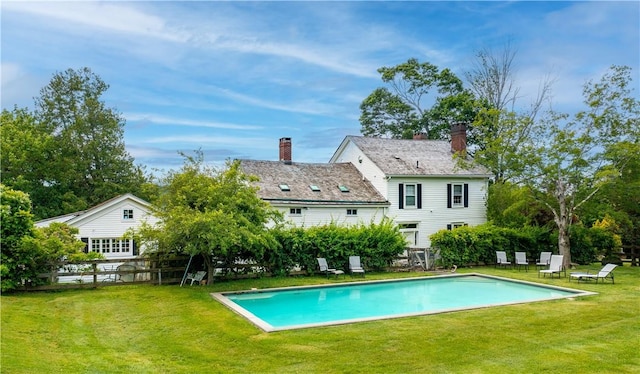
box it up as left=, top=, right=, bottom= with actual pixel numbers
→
left=242, top=125, right=491, bottom=250
left=35, top=193, right=158, bottom=260
left=329, top=124, right=492, bottom=248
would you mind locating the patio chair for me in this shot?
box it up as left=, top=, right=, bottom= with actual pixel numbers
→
left=536, top=252, right=552, bottom=269
left=538, top=255, right=564, bottom=278
left=514, top=252, right=529, bottom=272
left=186, top=271, right=207, bottom=286
left=495, top=251, right=511, bottom=269
left=317, top=258, right=344, bottom=278
left=349, top=256, right=365, bottom=277
left=570, top=264, right=618, bottom=284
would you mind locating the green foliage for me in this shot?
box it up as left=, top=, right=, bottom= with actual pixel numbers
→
left=137, top=153, right=280, bottom=281
left=360, top=58, right=479, bottom=139
left=1, top=185, right=99, bottom=292
left=487, top=182, right=553, bottom=228
left=430, top=224, right=553, bottom=268
left=266, top=218, right=406, bottom=275
left=1, top=68, right=154, bottom=220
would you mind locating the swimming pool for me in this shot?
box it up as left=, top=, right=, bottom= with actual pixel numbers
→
left=212, top=274, right=595, bottom=332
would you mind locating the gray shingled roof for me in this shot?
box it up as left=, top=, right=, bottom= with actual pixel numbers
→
left=240, top=160, right=388, bottom=205
left=345, top=136, right=492, bottom=177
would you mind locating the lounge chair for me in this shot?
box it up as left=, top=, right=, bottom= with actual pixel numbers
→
left=349, top=256, right=365, bottom=277
left=570, top=264, right=618, bottom=284
left=514, top=252, right=529, bottom=272
left=536, top=252, right=552, bottom=269
left=495, top=251, right=511, bottom=269
left=317, top=258, right=344, bottom=278
left=538, top=255, right=564, bottom=278
left=186, top=271, right=207, bottom=286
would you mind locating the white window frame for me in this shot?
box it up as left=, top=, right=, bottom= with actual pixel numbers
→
left=399, top=223, right=419, bottom=247
left=289, top=208, right=302, bottom=216
left=346, top=209, right=358, bottom=216
left=404, top=184, right=417, bottom=208
left=452, top=184, right=464, bottom=207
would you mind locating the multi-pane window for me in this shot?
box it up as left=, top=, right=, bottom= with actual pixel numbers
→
left=346, top=209, right=358, bottom=216
left=89, top=239, right=131, bottom=254
left=405, top=184, right=416, bottom=207
left=121, top=240, right=131, bottom=253
left=123, top=209, right=134, bottom=220
left=452, top=184, right=463, bottom=206
left=290, top=208, right=302, bottom=215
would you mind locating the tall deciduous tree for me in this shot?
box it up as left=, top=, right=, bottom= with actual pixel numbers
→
left=133, top=153, right=280, bottom=284
left=483, top=66, right=639, bottom=268
left=1, top=67, right=154, bottom=219
left=360, top=58, right=477, bottom=139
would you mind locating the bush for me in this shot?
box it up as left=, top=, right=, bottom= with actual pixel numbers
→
left=430, top=224, right=554, bottom=268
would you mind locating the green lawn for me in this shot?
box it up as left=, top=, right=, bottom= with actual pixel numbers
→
left=2, top=265, right=639, bottom=373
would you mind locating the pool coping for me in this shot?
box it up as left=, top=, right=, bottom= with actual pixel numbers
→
left=210, top=273, right=597, bottom=332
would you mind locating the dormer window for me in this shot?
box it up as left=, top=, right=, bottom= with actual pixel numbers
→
left=309, top=185, right=321, bottom=192
left=279, top=184, right=290, bottom=191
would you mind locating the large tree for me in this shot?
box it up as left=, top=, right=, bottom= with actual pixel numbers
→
left=133, top=153, right=280, bottom=284
left=478, top=66, right=639, bottom=268
left=1, top=68, right=153, bottom=219
left=360, top=58, right=478, bottom=139
left=465, top=44, right=553, bottom=181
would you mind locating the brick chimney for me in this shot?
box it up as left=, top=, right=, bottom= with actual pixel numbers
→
left=413, top=132, right=428, bottom=140
left=279, top=137, right=292, bottom=164
left=450, top=123, right=467, bottom=154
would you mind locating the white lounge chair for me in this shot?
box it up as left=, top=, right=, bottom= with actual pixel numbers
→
left=536, top=252, right=552, bottom=268
left=186, top=271, right=206, bottom=286
left=570, top=264, right=618, bottom=284
left=538, top=255, right=564, bottom=278
left=495, top=251, right=511, bottom=269
left=349, top=256, right=365, bottom=277
left=515, top=252, right=529, bottom=272
left=317, top=258, right=344, bottom=278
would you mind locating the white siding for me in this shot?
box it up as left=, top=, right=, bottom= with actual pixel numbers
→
left=387, top=178, right=488, bottom=248
left=73, top=200, right=158, bottom=259
left=272, top=204, right=387, bottom=227
left=331, top=141, right=388, bottom=197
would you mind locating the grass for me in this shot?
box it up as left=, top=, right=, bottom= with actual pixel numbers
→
left=2, top=264, right=639, bottom=373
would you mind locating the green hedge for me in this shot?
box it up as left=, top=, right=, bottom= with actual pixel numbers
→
left=430, top=224, right=554, bottom=268
left=265, top=218, right=406, bottom=275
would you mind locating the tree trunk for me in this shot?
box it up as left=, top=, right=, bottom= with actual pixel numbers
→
left=554, top=179, right=573, bottom=269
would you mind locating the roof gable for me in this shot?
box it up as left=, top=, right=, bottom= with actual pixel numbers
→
left=35, top=194, right=153, bottom=227
left=341, top=136, right=492, bottom=177
left=240, top=160, right=388, bottom=205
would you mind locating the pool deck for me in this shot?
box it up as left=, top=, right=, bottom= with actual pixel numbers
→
left=211, top=273, right=597, bottom=332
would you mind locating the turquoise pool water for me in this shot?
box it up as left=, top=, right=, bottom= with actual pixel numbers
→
left=212, top=274, right=594, bottom=331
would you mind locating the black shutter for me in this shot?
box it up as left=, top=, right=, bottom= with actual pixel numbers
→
left=81, top=237, right=89, bottom=253
left=464, top=183, right=469, bottom=208
left=447, top=224, right=452, bottom=230
left=447, top=184, right=452, bottom=208
left=417, top=184, right=422, bottom=209
left=133, top=240, right=138, bottom=256
left=399, top=183, right=404, bottom=209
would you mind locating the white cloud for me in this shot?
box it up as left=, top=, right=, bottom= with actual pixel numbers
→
left=125, top=113, right=263, bottom=131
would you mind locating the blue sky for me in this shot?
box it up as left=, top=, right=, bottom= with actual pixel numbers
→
left=2, top=1, right=638, bottom=173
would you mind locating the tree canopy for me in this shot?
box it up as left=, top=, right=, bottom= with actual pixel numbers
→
left=359, top=58, right=478, bottom=139
left=132, top=153, right=280, bottom=283
left=1, top=68, right=154, bottom=219
left=476, top=65, right=639, bottom=267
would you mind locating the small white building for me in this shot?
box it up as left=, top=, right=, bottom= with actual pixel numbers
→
left=35, top=193, right=158, bottom=260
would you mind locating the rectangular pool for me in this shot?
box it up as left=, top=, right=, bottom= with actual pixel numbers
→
left=212, top=274, right=595, bottom=332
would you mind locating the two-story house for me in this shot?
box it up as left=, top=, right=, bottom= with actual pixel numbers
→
left=329, top=124, right=492, bottom=248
